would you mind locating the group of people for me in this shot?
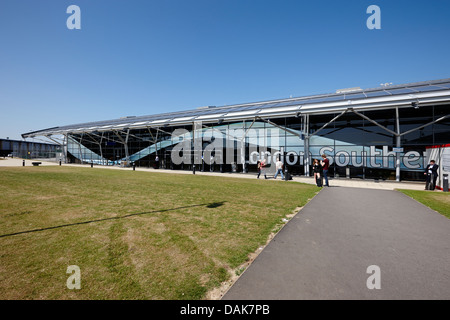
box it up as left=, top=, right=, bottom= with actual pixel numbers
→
left=312, top=154, right=330, bottom=187
left=256, top=155, right=441, bottom=190
left=256, top=154, right=330, bottom=187
left=256, top=158, right=285, bottom=180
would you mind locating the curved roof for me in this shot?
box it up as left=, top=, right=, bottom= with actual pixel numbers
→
left=22, top=78, right=450, bottom=138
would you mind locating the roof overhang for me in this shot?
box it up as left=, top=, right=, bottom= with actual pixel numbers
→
left=22, top=78, right=450, bottom=138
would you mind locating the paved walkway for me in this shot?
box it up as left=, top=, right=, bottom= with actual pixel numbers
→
left=222, top=186, right=450, bottom=300
left=0, top=158, right=59, bottom=167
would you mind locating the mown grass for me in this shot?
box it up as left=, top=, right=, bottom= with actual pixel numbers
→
left=397, top=189, right=450, bottom=219
left=0, top=166, right=320, bottom=299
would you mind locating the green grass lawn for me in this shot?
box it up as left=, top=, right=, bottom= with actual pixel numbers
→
left=0, top=166, right=319, bottom=300
left=398, top=189, right=450, bottom=219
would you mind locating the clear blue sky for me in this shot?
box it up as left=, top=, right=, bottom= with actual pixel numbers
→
left=1, top=0, right=449, bottom=140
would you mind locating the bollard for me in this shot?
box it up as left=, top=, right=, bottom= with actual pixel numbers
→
left=59, top=160, right=62, bottom=166
left=23, top=160, right=25, bottom=167
left=91, top=162, right=93, bottom=168
left=443, top=174, right=449, bottom=192
left=346, top=165, right=350, bottom=179
left=132, top=162, right=136, bottom=171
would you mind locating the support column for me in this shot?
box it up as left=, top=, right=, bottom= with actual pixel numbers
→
left=125, top=129, right=130, bottom=164
left=304, top=114, right=310, bottom=177
left=114, top=130, right=130, bottom=165
left=64, top=134, right=68, bottom=163
left=78, top=134, right=84, bottom=164
left=99, top=132, right=104, bottom=166
left=241, top=120, right=246, bottom=173
left=395, top=108, right=401, bottom=182
left=192, top=121, right=202, bottom=174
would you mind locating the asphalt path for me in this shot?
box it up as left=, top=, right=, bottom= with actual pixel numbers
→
left=222, top=186, right=450, bottom=300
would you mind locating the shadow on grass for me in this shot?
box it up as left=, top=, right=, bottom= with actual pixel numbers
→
left=0, top=201, right=226, bottom=238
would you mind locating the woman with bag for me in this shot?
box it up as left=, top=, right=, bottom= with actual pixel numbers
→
left=312, top=159, right=322, bottom=187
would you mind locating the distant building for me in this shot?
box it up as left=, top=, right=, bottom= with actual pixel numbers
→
left=0, top=138, right=59, bottom=159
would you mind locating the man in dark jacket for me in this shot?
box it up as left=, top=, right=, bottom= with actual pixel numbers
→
left=321, top=154, right=330, bottom=187
left=424, top=160, right=439, bottom=190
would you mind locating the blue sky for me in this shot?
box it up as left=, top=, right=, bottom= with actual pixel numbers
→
left=1, top=0, right=449, bottom=140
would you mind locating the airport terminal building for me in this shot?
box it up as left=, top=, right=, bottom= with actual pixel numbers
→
left=22, top=78, right=450, bottom=183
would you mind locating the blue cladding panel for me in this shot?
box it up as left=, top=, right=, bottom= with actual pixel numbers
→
left=344, top=93, right=367, bottom=100
left=408, top=85, right=444, bottom=92
left=364, top=91, right=391, bottom=98
left=382, top=88, right=416, bottom=95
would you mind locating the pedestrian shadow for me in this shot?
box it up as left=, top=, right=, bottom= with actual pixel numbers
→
left=206, top=201, right=225, bottom=208
left=0, top=201, right=227, bottom=239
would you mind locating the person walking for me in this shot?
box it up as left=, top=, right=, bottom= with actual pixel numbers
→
left=274, top=158, right=284, bottom=180
left=257, top=160, right=261, bottom=178
left=320, top=154, right=330, bottom=187
left=210, top=155, right=215, bottom=172
left=257, top=159, right=267, bottom=179
left=312, top=159, right=322, bottom=187
left=424, top=160, right=439, bottom=190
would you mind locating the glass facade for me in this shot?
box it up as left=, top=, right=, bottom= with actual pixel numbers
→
left=65, top=104, right=450, bottom=182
